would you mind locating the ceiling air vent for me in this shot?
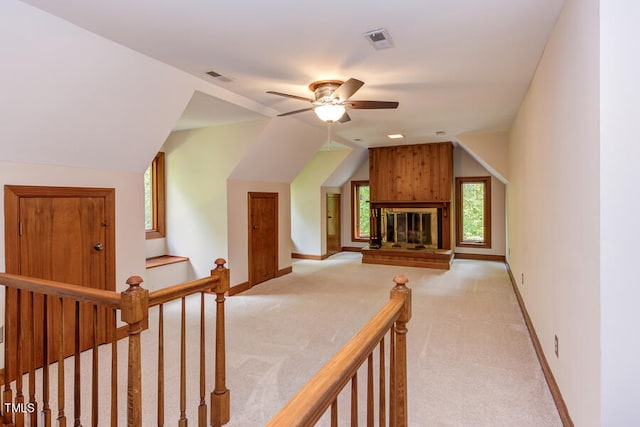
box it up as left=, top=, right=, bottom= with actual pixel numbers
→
left=363, top=28, right=393, bottom=50
left=206, top=70, right=233, bottom=83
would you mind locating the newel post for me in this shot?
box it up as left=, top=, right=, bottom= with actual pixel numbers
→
left=211, top=258, right=230, bottom=427
left=391, top=274, right=411, bottom=427
left=121, top=275, right=149, bottom=427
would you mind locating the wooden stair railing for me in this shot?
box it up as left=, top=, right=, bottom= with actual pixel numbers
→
left=0, top=258, right=230, bottom=427
left=266, top=274, right=412, bottom=427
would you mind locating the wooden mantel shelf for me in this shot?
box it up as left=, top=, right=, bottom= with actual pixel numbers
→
left=361, top=246, right=453, bottom=270
left=145, top=255, right=189, bottom=269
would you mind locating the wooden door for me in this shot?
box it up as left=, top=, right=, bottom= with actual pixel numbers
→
left=4, top=186, right=115, bottom=380
left=248, top=192, right=278, bottom=286
left=326, top=193, right=341, bottom=255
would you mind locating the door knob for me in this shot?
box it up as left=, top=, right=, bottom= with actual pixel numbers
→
left=94, top=243, right=105, bottom=251
left=252, top=225, right=258, bottom=230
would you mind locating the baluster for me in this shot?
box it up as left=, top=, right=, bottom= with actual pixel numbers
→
left=2, top=289, right=11, bottom=425
left=15, top=289, right=25, bottom=427
left=92, top=305, right=99, bottom=427
left=389, top=328, right=395, bottom=427
left=351, top=374, right=358, bottom=427
left=121, top=275, right=149, bottom=427
left=42, top=295, right=52, bottom=427
left=199, top=293, right=207, bottom=427
left=331, top=399, right=338, bottom=427
left=111, top=309, right=118, bottom=427
left=157, top=304, right=164, bottom=427
left=210, top=259, right=230, bottom=427
left=178, top=297, right=187, bottom=427
left=378, top=337, right=385, bottom=427
left=367, top=354, right=374, bottom=427
left=390, top=275, right=411, bottom=427
left=57, top=297, right=67, bottom=427
left=29, top=291, right=38, bottom=426
left=74, top=301, right=82, bottom=427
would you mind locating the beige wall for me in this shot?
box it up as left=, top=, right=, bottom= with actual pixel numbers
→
left=453, top=147, right=506, bottom=256
left=508, top=0, right=600, bottom=424
left=291, top=150, right=351, bottom=256
left=341, top=159, right=370, bottom=249
left=456, top=131, right=509, bottom=183
left=162, top=120, right=268, bottom=280
left=227, top=180, right=291, bottom=286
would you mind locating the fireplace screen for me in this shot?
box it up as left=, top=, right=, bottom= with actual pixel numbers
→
left=380, top=207, right=439, bottom=249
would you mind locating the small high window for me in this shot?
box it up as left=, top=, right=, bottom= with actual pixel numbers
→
left=456, top=176, right=491, bottom=248
left=145, top=152, right=165, bottom=239
left=351, top=181, right=370, bottom=242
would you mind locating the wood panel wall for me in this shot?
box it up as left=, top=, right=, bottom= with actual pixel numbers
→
left=368, top=142, right=453, bottom=203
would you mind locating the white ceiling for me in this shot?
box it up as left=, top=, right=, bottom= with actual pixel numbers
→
left=20, top=0, right=564, bottom=147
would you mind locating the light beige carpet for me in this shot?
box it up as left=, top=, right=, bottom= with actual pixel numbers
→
left=221, top=253, right=561, bottom=426
left=7, top=253, right=562, bottom=426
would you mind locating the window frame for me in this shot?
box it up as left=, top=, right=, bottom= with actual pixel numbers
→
left=351, top=180, right=370, bottom=242
left=455, top=176, right=491, bottom=248
left=145, top=152, right=166, bottom=240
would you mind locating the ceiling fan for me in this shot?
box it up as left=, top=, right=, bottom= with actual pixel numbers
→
left=266, top=78, right=399, bottom=123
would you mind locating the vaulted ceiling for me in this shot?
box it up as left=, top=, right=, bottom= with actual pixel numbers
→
left=19, top=0, right=565, bottom=148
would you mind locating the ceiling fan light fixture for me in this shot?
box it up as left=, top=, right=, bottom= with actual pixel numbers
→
left=314, top=104, right=346, bottom=122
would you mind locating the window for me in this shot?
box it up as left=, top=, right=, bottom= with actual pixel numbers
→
left=456, top=176, right=491, bottom=248
left=145, top=152, right=165, bottom=239
left=351, top=181, right=370, bottom=241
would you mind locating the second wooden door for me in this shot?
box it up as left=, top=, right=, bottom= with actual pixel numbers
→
left=248, top=192, right=278, bottom=286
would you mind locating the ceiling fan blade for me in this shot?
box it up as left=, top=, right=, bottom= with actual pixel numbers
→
left=330, top=78, right=364, bottom=101
left=346, top=100, right=399, bottom=109
left=338, top=112, right=351, bottom=123
left=277, top=107, right=314, bottom=117
left=266, top=91, right=314, bottom=103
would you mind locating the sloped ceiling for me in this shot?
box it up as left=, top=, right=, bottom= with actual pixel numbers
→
left=16, top=0, right=565, bottom=148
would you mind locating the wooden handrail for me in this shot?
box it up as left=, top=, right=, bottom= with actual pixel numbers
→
left=266, top=274, right=411, bottom=427
left=1, top=258, right=231, bottom=427
left=0, top=273, right=121, bottom=308
left=148, top=258, right=227, bottom=307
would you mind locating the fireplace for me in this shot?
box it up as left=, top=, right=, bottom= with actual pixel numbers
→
left=369, top=204, right=447, bottom=251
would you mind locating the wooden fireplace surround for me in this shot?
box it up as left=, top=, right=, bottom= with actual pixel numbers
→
left=363, top=142, right=454, bottom=270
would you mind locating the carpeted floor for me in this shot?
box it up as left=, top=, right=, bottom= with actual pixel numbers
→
left=220, top=252, right=561, bottom=426
left=8, top=252, right=562, bottom=426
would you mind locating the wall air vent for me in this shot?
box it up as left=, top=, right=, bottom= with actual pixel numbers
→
left=206, top=70, right=233, bottom=83
left=363, top=28, right=394, bottom=50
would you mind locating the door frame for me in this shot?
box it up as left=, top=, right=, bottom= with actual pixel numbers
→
left=4, top=185, right=116, bottom=289
left=326, top=193, right=341, bottom=255
left=247, top=192, right=278, bottom=286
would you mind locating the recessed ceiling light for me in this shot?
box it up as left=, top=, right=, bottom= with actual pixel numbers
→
left=387, top=133, right=404, bottom=139
left=435, top=131, right=446, bottom=136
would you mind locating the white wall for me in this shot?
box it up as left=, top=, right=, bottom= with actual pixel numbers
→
left=508, top=0, right=600, bottom=425
left=227, top=180, right=292, bottom=286
left=162, top=120, right=269, bottom=279
left=600, top=1, right=640, bottom=425
left=453, top=147, right=506, bottom=257
left=0, top=161, right=146, bottom=364
left=0, top=0, right=197, bottom=173
left=291, top=150, right=351, bottom=256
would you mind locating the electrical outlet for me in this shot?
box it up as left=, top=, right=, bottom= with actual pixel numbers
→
left=521, top=273, right=525, bottom=286
left=554, top=334, right=559, bottom=358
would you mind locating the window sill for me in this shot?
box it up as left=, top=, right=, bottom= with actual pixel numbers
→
left=457, top=242, right=491, bottom=249
left=146, top=255, right=189, bottom=269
